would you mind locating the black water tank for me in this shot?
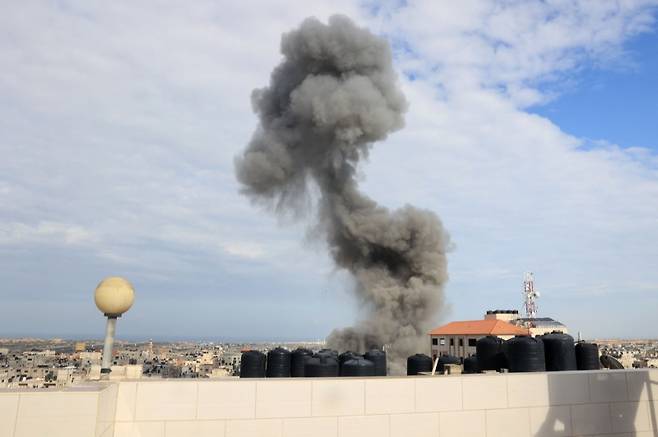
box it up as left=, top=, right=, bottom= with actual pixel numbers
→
left=476, top=336, right=507, bottom=371
left=505, top=336, right=546, bottom=372
left=363, top=350, right=387, bottom=376
left=575, top=342, right=600, bottom=370
left=407, top=354, right=433, bottom=375
left=463, top=356, right=478, bottom=374
left=339, top=351, right=360, bottom=370
left=437, top=355, right=461, bottom=373
left=317, top=349, right=338, bottom=360
left=290, top=348, right=313, bottom=377
left=304, top=355, right=339, bottom=377
left=266, top=347, right=291, bottom=377
left=600, top=354, right=624, bottom=369
left=340, top=357, right=375, bottom=377
left=240, top=350, right=266, bottom=378
left=541, top=333, right=577, bottom=371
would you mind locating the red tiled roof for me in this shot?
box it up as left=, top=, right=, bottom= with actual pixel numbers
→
left=428, top=319, right=529, bottom=336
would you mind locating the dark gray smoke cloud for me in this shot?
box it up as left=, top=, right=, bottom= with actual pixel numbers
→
left=235, top=15, right=450, bottom=374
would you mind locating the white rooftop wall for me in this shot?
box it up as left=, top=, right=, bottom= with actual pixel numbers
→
left=0, top=368, right=656, bottom=436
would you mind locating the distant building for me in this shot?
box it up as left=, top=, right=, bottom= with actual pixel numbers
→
left=484, top=309, right=520, bottom=322
left=429, top=309, right=570, bottom=359
left=74, top=342, right=86, bottom=353
left=483, top=309, right=569, bottom=336
left=210, top=367, right=232, bottom=378
left=79, top=351, right=102, bottom=366
left=429, top=318, right=528, bottom=359
left=512, top=317, right=569, bottom=336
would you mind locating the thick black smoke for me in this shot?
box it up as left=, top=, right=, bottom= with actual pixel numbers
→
left=235, top=15, right=449, bottom=374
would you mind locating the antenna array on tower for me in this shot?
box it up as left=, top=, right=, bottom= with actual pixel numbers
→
left=523, top=272, right=539, bottom=319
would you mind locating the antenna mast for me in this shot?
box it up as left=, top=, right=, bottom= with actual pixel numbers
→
left=523, top=272, right=539, bottom=319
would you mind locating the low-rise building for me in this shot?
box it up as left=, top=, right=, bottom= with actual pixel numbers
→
left=429, top=318, right=528, bottom=359
left=429, top=309, right=570, bottom=360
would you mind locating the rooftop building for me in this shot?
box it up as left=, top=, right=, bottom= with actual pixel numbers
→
left=429, top=318, right=529, bottom=359
left=513, top=317, right=569, bottom=336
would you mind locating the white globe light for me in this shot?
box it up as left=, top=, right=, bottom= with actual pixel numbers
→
left=94, top=276, right=135, bottom=317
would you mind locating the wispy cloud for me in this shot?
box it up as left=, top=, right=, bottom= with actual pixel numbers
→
left=0, top=0, right=656, bottom=339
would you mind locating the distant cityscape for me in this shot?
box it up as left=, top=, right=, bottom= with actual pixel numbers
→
left=0, top=337, right=323, bottom=389
left=1, top=336, right=656, bottom=390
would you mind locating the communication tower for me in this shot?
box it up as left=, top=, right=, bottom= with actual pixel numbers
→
left=523, top=272, right=540, bottom=319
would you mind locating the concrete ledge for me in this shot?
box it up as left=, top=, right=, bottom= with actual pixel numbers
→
left=1, top=368, right=656, bottom=436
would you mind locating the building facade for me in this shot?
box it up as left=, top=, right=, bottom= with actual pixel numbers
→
left=429, top=309, right=569, bottom=359
left=429, top=318, right=528, bottom=359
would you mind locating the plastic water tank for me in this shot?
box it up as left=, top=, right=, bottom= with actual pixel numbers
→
left=476, top=335, right=507, bottom=371
left=317, top=349, right=338, bottom=360
left=505, top=336, right=546, bottom=372
left=266, top=347, right=291, bottom=377
left=407, top=354, right=433, bottom=375
left=541, top=332, right=577, bottom=371
left=240, top=350, right=266, bottom=378
left=600, top=354, right=624, bottom=369
left=575, top=342, right=600, bottom=370
left=437, top=355, right=461, bottom=373
left=339, top=351, right=360, bottom=370
left=304, top=355, right=339, bottom=377
left=340, top=357, right=375, bottom=377
left=463, top=356, right=478, bottom=374
left=290, top=348, right=313, bottom=377
left=363, top=350, right=387, bottom=376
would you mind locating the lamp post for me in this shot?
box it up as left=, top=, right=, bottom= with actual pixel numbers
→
left=94, top=277, right=135, bottom=376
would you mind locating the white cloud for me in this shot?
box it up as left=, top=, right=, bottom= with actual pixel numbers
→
left=0, top=0, right=656, bottom=338
left=378, top=0, right=658, bottom=106
left=0, top=222, right=98, bottom=246
left=222, top=242, right=265, bottom=260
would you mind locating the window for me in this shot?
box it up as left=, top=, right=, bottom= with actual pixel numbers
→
left=458, top=339, right=463, bottom=347
left=440, top=338, right=445, bottom=345
left=468, top=338, right=477, bottom=347
left=449, top=338, right=454, bottom=346
left=432, top=338, right=438, bottom=345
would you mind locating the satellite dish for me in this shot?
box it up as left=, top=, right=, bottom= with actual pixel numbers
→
left=534, top=291, right=541, bottom=298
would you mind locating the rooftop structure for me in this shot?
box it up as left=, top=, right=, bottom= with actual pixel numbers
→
left=429, top=319, right=528, bottom=359
left=94, top=277, right=135, bottom=376
left=0, top=368, right=656, bottom=436
left=513, top=317, right=570, bottom=336
left=523, top=272, right=539, bottom=319
left=484, top=309, right=519, bottom=322
left=429, top=319, right=529, bottom=337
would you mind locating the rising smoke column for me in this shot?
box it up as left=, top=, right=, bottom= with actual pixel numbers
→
left=235, top=15, right=450, bottom=374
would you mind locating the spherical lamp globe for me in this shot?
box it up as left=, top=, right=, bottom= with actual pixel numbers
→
left=94, top=276, right=135, bottom=317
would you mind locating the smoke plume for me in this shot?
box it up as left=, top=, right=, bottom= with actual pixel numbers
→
left=235, top=15, right=449, bottom=374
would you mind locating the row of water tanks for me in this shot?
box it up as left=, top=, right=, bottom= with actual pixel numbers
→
left=240, top=348, right=387, bottom=378
left=475, top=333, right=600, bottom=373
left=241, top=333, right=600, bottom=378
left=406, top=333, right=600, bottom=375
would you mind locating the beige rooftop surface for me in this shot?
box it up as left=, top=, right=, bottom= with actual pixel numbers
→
left=0, top=368, right=656, bottom=437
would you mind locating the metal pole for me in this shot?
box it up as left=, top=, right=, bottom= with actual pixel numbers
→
left=101, top=316, right=117, bottom=373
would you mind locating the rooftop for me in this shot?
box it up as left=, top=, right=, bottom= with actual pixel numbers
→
left=429, top=319, right=529, bottom=336
left=0, top=368, right=656, bottom=436
left=515, top=317, right=567, bottom=327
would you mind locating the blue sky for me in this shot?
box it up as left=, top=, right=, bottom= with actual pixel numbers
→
left=1, top=1, right=657, bottom=341
left=533, top=29, right=658, bottom=152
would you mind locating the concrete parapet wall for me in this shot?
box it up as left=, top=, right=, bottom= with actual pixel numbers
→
left=0, top=368, right=656, bottom=436
left=0, top=383, right=116, bottom=437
